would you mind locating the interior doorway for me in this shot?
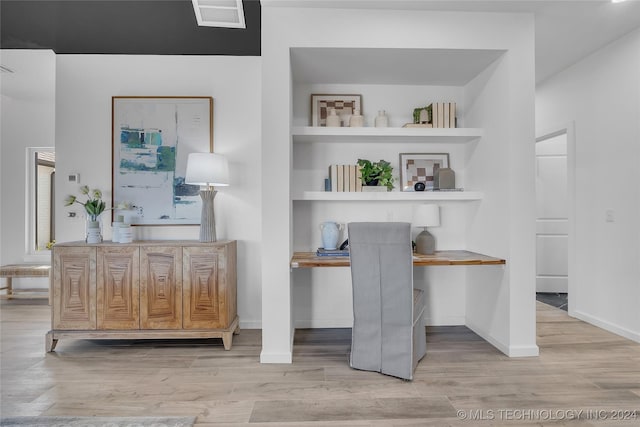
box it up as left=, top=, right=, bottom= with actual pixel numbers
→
left=535, top=129, right=569, bottom=311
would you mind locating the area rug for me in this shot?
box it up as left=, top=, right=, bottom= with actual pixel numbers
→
left=0, top=416, right=195, bottom=427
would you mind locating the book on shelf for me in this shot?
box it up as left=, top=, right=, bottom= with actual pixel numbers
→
left=425, top=102, right=456, bottom=128
left=437, top=102, right=444, bottom=128
left=449, top=102, right=456, bottom=128
left=328, top=165, right=338, bottom=192
left=316, top=248, right=350, bottom=257
left=327, top=164, right=362, bottom=192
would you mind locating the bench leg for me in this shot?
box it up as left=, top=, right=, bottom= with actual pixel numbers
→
left=0, top=277, right=13, bottom=299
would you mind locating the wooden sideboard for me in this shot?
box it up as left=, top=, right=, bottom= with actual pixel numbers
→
left=47, top=240, right=238, bottom=352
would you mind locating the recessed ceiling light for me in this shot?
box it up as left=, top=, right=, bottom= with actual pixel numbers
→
left=192, top=0, right=246, bottom=29
left=611, top=0, right=629, bottom=3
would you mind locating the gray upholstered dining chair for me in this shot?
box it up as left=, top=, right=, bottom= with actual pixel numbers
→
left=347, top=222, right=427, bottom=380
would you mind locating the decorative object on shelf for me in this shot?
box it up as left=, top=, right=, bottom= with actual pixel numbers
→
left=310, top=94, right=362, bottom=127
left=413, top=105, right=432, bottom=125
left=374, top=110, right=388, bottom=128
left=316, top=247, right=349, bottom=257
left=86, top=221, right=102, bottom=244
left=349, top=108, right=364, bottom=127
left=118, top=224, right=133, bottom=243
left=112, top=96, right=213, bottom=226
left=413, top=204, right=440, bottom=255
left=111, top=214, right=124, bottom=243
left=65, top=185, right=107, bottom=243
left=326, top=108, right=341, bottom=127
left=414, top=182, right=426, bottom=191
left=320, top=221, right=343, bottom=250
left=185, top=152, right=230, bottom=242
left=356, top=158, right=394, bottom=191
left=434, top=167, right=455, bottom=190
left=399, top=152, right=449, bottom=191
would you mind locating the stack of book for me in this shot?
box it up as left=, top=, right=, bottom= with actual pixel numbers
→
left=316, top=247, right=349, bottom=257
left=328, top=164, right=363, bottom=192
left=430, top=102, right=456, bottom=128
left=402, top=102, right=456, bottom=128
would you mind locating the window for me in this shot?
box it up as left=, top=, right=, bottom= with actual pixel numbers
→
left=27, top=148, right=55, bottom=257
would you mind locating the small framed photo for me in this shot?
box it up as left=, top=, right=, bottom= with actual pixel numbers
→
left=310, top=94, right=362, bottom=127
left=399, top=153, right=450, bottom=191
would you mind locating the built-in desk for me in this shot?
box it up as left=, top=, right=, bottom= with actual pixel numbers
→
left=290, top=250, right=505, bottom=268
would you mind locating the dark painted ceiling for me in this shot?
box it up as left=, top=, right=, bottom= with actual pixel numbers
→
left=0, top=0, right=261, bottom=55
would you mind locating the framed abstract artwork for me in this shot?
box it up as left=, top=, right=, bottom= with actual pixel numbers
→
left=399, top=152, right=450, bottom=191
left=112, top=96, right=213, bottom=225
left=310, top=94, right=362, bottom=127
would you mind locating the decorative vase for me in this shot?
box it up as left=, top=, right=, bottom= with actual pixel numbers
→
left=374, top=110, right=388, bottom=127
left=86, top=219, right=102, bottom=244
left=326, top=108, right=341, bottom=127
left=349, top=108, right=364, bottom=127
left=319, top=221, right=343, bottom=250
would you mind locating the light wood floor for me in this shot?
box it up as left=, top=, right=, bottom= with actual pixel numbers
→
left=1, top=300, right=639, bottom=426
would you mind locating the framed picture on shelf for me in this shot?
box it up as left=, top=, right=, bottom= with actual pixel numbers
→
left=112, top=96, right=213, bottom=225
left=310, top=94, right=362, bottom=127
left=399, top=152, right=450, bottom=191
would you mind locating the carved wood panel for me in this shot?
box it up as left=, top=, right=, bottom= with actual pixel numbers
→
left=140, top=246, right=182, bottom=329
left=97, top=246, right=140, bottom=330
left=53, top=246, right=96, bottom=330
left=183, top=246, right=225, bottom=329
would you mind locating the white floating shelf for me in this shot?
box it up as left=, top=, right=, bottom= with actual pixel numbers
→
left=292, top=191, right=484, bottom=201
left=291, top=126, right=483, bottom=143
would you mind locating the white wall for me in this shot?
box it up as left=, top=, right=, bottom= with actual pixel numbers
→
left=0, top=50, right=56, bottom=282
left=55, top=55, right=262, bottom=328
left=262, top=6, right=537, bottom=362
left=536, top=28, right=640, bottom=342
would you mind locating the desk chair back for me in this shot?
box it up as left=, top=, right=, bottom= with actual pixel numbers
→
left=347, top=222, right=426, bottom=380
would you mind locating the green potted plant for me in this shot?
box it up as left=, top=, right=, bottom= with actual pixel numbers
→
left=357, top=159, right=394, bottom=191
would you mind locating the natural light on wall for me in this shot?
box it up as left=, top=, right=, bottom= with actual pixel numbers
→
left=191, top=0, right=246, bottom=28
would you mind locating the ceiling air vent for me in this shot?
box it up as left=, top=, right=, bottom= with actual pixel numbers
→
left=192, top=0, right=246, bottom=29
left=0, top=65, right=14, bottom=73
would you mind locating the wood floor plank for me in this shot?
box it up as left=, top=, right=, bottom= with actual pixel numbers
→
left=249, top=397, right=457, bottom=422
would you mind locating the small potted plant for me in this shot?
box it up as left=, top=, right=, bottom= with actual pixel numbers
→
left=65, top=185, right=107, bottom=243
left=357, top=159, right=394, bottom=191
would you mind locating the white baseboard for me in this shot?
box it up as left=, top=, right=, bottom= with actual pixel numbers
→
left=259, top=351, right=292, bottom=364
left=573, top=310, right=640, bottom=343
left=294, top=318, right=353, bottom=329
left=259, top=327, right=294, bottom=364
left=466, top=319, right=539, bottom=357
left=425, top=315, right=465, bottom=326
left=239, top=320, right=262, bottom=329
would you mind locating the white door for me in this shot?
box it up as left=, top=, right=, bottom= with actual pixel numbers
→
left=535, top=133, right=568, bottom=292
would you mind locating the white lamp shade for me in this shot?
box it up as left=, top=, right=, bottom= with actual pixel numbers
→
left=413, top=204, right=440, bottom=227
left=185, top=152, right=229, bottom=186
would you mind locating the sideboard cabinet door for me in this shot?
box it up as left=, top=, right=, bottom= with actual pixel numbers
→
left=183, top=243, right=236, bottom=330
left=52, top=246, right=97, bottom=330
left=140, top=246, right=182, bottom=329
left=97, top=246, right=140, bottom=330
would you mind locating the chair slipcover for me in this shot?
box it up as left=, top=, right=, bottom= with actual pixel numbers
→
left=348, top=222, right=427, bottom=380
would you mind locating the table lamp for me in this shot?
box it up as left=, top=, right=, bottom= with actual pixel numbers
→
left=413, top=204, right=440, bottom=255
left=185, top=152, right=229, bottom=242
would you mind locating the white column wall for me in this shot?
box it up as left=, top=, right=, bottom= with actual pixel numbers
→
left=55, top=55, right=263, bottom=329
left=536, top=28, right=640, bottom=342
left=261, top=6, right=538, bottom=362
